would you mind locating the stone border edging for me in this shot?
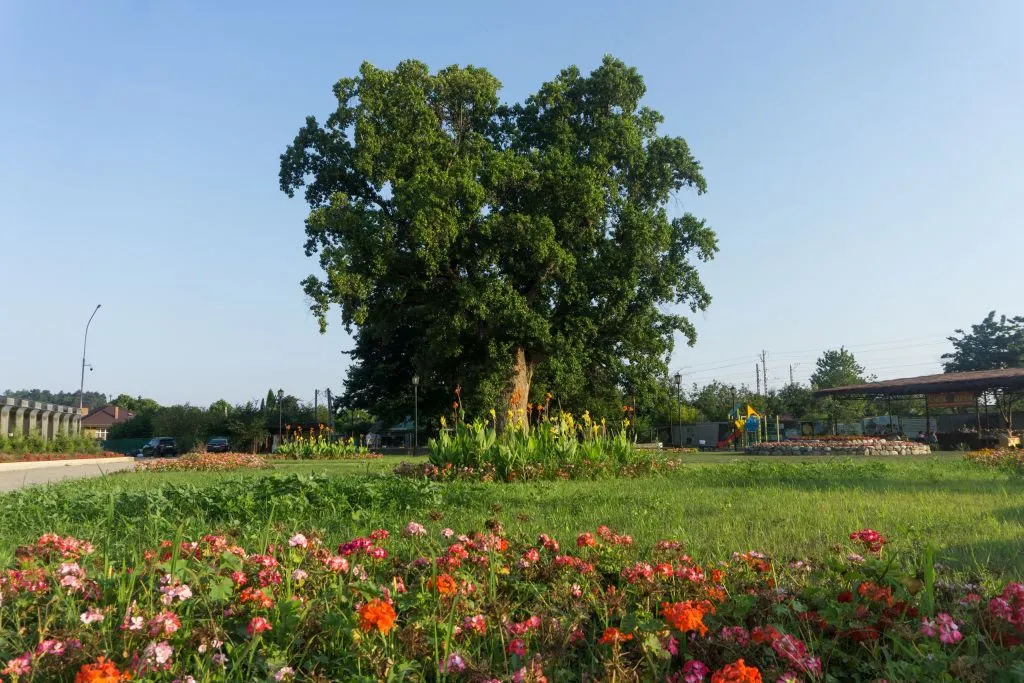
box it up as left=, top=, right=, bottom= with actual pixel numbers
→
left=0, top=457, right=135, bottom=473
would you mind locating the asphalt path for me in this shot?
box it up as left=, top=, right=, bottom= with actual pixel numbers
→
left=0, top=460, right=135, bottom=492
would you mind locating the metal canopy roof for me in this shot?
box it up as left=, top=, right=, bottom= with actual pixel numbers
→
left=813, top=368, right=1024, bottom=398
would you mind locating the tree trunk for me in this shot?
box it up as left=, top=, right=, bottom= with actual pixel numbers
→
left=503, top=346, right=536, bottom=432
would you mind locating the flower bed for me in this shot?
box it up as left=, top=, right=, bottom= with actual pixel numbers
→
left=0, top=451, right=124, bottom=464
left=1, top=525, right=1021, bottom=681
left=745, top=438, right=931, bottom=456
left=137, top=452, right=271, bottom=473
left=965, top=448, right=1024, bottom=471
left=274, top=426, right=381, bottom=460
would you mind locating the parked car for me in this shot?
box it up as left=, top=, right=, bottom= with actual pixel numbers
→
left=139, top=437, right=178, bottom=458
left=206, top=437, right=230, bottom=453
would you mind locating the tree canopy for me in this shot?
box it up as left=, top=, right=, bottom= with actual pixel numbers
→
left=811, top=348, right=870, bottom=433
left=942, top=311, right=1024, bottom=372
left=280, top=57, right=717, bottom=423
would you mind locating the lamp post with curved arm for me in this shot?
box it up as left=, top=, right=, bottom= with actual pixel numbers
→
left=79, top=304, right=102, bottom=412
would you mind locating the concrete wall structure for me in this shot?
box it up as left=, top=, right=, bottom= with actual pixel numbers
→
left=0, top=398, right=81, bottom=439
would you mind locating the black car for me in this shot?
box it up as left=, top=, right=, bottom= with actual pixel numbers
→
left=206, top=437, right=230, bottom=453
left=140, top=437, right=178, bottom=458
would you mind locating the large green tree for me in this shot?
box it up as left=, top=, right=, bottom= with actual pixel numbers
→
left=942, top=311, right=1024, bottom=430
left=810, top=347, right=870, bottom=433
left=942, top=311, right=1024, bottom=372
left=280, top=57, right=717, bottom=423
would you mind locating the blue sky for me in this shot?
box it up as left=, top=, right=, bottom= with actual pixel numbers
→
left=2, top=1, right=1022, bottom=406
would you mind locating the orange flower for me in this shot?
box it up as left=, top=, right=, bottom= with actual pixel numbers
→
left=358, top=598, right=397, bottom=634
left=76, top=657, right=131, bottom=683
left=661, top=600, right=709, bottom=636
left=598, top=627, right=633, bottom=645
left=429, top=573, right=459, bottom=596
left=710, top=659, right=762, bottom=683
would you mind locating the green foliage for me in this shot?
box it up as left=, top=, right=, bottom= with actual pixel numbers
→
left=691, top=381, right=758, bottom=421
left=427, top=411, right=646, bottom=481
left=111, top=394, right=161, bottom=412
left=280, top=56, right=717, bottom=424
left=2, top=389, right=106, bottom=410
left=275, top=427, right=374, bottom=459
left=811, top=348, right=871, bottom=432
left=0, top=429, right=100, bottom=455
left=943, top=311, right=1024, bottom=372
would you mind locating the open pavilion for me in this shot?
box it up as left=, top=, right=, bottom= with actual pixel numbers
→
left=813, top=368, right=1024, bottom=447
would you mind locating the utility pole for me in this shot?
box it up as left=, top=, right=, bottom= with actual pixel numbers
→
left=756, top=364, right=761, bottom=395
left=314, top=389, right=319, bottom=421
left=325, top=388, right=333, bottom=433
left=760, top=350, right=769, bottom=395
left=789, top=364, right=795, bottom=385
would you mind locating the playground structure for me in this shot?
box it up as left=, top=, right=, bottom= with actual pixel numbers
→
left=716, top=404, right=764, bottom=449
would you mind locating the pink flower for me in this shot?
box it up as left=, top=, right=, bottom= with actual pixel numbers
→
left=212, top=653, right=228, bottom=666
left=936, top=613, right=962, bottom=645
left=463, top=614, right=487, bottom=635
left=288, top=534, right=309, bottom=548
left=719, top=626, right=751, bottom=646
left=777, top=673, right=801, bottom=683
left=36, top=639, right=69, bottom=657
left=439, top=652, right=466, bottom=674
left=571, top=583, right=583, bottom=598
left=274, top=666, right=296, bottom=681
left=681, top=659, right=709, bottom=682
left=291, top=569, right=308, bottom=583
left=80, top=607, right=105, bottom=625
left=149, top=610, right=182, bottom=636
left=370, top=529, right=389, bottom=541
left=404, top=521, right=427, bottom=537
left=231, top=571, right=248, bottom=586
left=920, top=617, right=938, bottom=637
left=324, top=556, right=349, bottom=573
left=143, top=640, right=174, bottom=667
left=2, top=653, right=32, bottom=677
left=441, top=528, right=455, bottom=538
left=247, top=616, right=273, bottom=636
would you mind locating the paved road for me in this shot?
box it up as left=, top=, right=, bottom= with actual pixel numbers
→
left=0, top=460, right=136, bottom=492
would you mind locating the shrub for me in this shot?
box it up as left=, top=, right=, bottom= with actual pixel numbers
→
left=0, top=430, right=101, bottom=457
left=274, top=426, right=379, bottom=460
left=427, top=411, right=649, bottom=481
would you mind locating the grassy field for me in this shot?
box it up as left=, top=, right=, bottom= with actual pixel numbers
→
left=0, top=454, right=1021, bottom=581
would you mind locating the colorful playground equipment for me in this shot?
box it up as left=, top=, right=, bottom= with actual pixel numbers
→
left=716, top=403, right=763, bottom=449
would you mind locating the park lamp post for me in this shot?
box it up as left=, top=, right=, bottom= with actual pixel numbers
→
left=412, top=374, right=419, bottom=457
left=277, top=389, right=284, bottom=445
left=673, top=372, right=682, bottom=447
left=79, top=304, right=102, bottom=412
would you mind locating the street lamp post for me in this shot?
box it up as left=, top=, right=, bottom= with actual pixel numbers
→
left=277, top=389, right=284, bottom=447
left=673, top=372, right=682, bottom=447
left=79, top=304, right=102, bottom=412
left=412, top=375, right=419, bottom=457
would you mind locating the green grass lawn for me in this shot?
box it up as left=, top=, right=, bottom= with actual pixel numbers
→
left=1, top=454, right=1021, bottom=582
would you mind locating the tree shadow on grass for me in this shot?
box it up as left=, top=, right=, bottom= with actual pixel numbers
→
left=934, top=538, right=1024, bottom=581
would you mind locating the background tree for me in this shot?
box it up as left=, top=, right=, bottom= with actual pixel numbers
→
left=280, top=57, right=717, bottom=426
left=773, top=383, right=815, bottom=419
left=942, top=311, right=1024, bottom=431
left=3, top=389, right=106, bottom=410
left=810, top=347, right=870, bottom=434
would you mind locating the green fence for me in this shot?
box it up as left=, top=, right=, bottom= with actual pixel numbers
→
left=101, top=438, right=147, bottom=455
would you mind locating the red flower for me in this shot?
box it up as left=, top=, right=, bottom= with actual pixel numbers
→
left=837, top=591, right=854, bottom=603
left=661, top=601, right=709, bottom=636
left=711, top=659, right=763, bottom=683
left=246, top=616, right=272, bottom=636
left=358, top=599, right=397, bottom=634
left=598, top=627, right=634, bottom=645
